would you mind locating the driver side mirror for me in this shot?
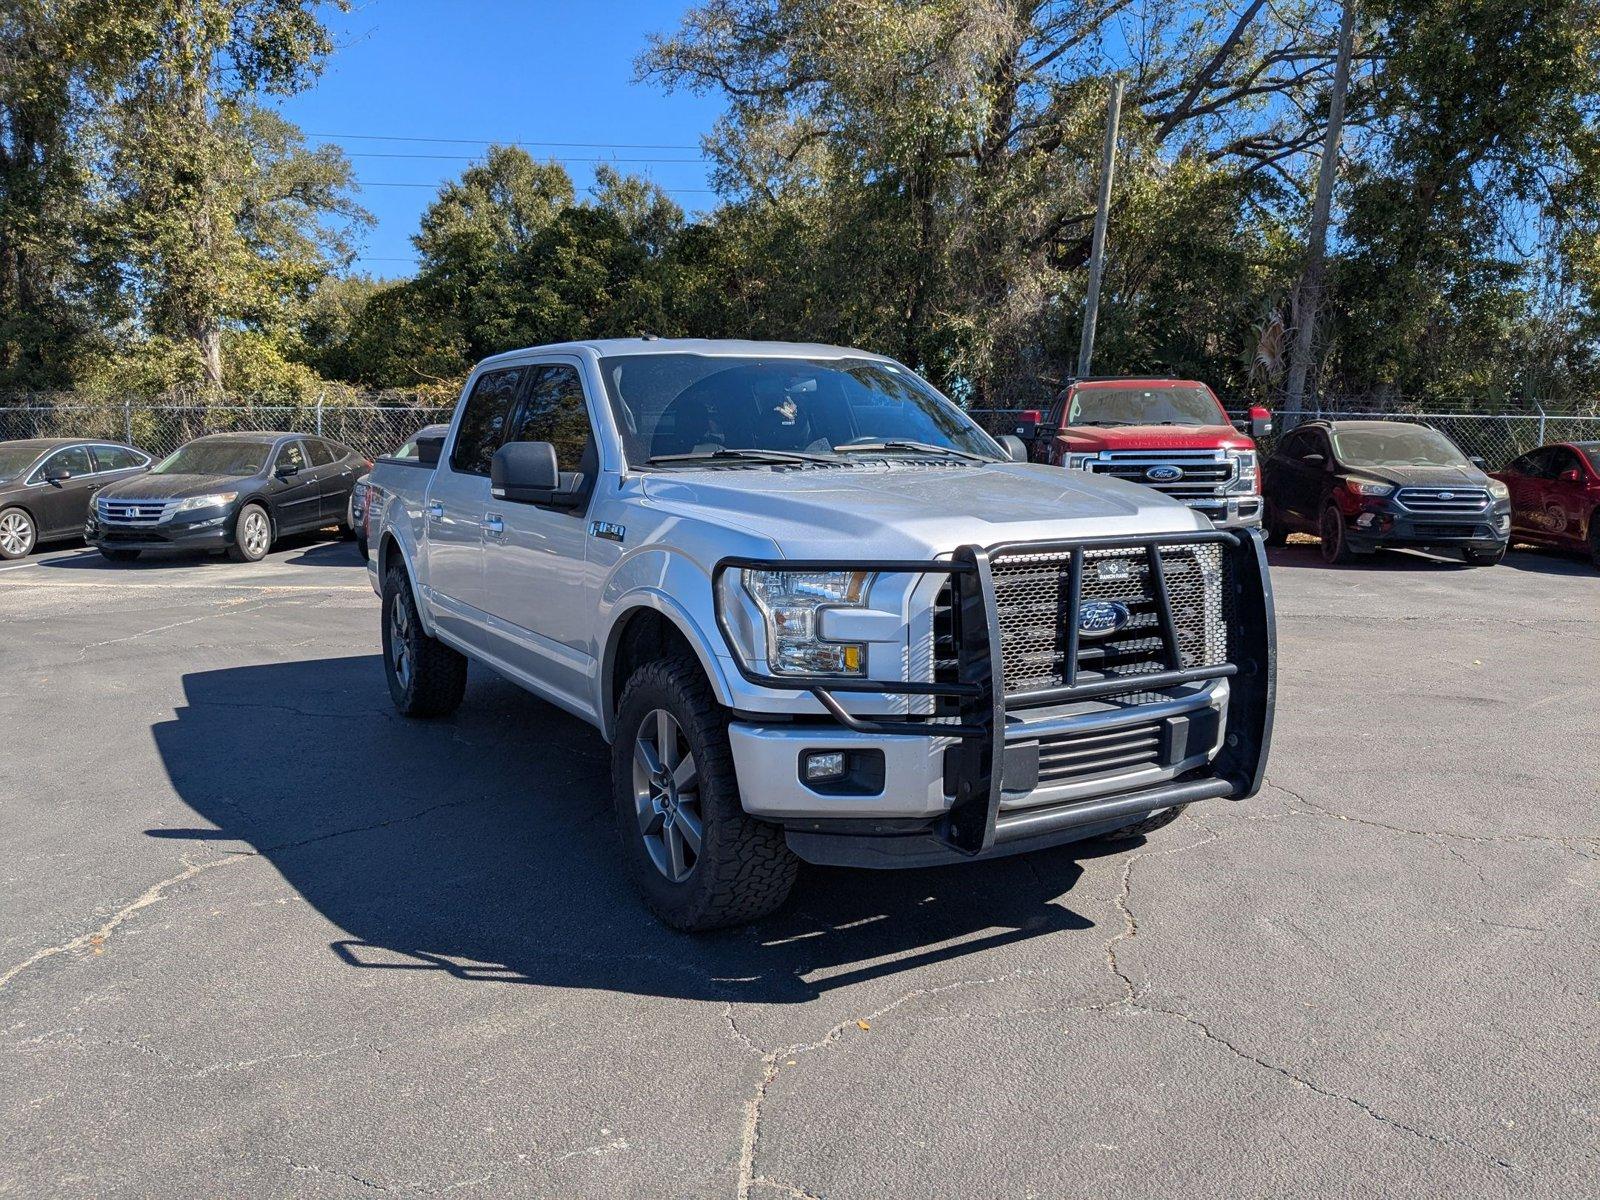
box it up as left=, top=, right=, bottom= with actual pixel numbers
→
left=1012, top=408, right=1042, bottom=443
left=276, top=463, right=300, bottom=479
left=1248, top=405, right=1273, bottom=440
left=1468, top=455, right=1488, bottom=471
left=44, top=467, right=71, bottom=484
left=1301, top=453, right=1325, bottom=468
left=491, top=441, right=582, bottom=509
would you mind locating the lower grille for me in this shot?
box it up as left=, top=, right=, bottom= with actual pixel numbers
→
left=1414, top=523, right=1488, bottom=539
left=1036, top=720, right=1162, bottom=786
left=989, top=543, right=1228, bottom=699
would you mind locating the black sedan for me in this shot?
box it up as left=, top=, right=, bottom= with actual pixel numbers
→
left=1262, top=420, right=1512, bottom=565
left=87, top=432, right=368, bottom=563
left=0, top=438, right=152, bottom=560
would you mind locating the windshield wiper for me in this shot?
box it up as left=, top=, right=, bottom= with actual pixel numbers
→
left=832, top=439, right=988, bottom=462
left=645, top=446, right=839, bottom=467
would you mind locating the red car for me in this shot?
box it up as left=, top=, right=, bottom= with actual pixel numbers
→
left=1492, top=441, right=1600, bottom=567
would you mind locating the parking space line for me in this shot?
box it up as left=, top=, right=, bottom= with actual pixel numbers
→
left=2, top=577, right=371, bottom=592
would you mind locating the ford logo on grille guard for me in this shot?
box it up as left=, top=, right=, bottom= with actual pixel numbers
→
left=1145, top=464, right=1184, bottom=482
left=1078, top=600, right=1131, bottom=639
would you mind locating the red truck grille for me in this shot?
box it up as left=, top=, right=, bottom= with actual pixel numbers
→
left=1086, top=450, right=1235, bottom=499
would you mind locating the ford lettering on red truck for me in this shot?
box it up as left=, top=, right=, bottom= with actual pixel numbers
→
left=364, top=341, right=1276, bottom=931
left=1016, top=378, right=1272, bottom=530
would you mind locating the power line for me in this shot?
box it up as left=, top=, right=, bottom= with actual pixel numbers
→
left=357, top=181, right=717, bottom=193
left=347, top=151, right=709, bottom=164
left=311, top=131, right=704, bottom=151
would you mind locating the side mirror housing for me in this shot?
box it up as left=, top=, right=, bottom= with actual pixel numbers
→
left=1248, top=405, right=1273, bottom=440
left=276, top=463, right=300, bottom=479
left=1302, top=453, right=1325, bottom=468
left=415, top=433, right=445, bottom=467
left=997, top=434, right=1029, bottom=463
left=1012, top=408, right=1042, bottom=443
left=1467, top=455, right=1488, bottom=471
left=492, top=441, right=581, bottom=508
left=45, top=467, right=71, bottom=484
left=1559, top=467, right=1582, bottom=483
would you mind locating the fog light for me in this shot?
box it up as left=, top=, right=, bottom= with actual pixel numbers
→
left=802, top=751, right=847, bottom=783
left=1356, top=512, right=1375, bottom=528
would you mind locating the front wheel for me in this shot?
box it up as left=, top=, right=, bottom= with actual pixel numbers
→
left=0, top=507, right=36, bottom=559
left=1262, top=499, right=1289, bottom=547
left=1319, top=506, right=1360, bottom=565
left=1589, top=519, right=1600, bottom=570
left=228, top=503, right=272, bottom=562
left=612, top=658, right=798, bottom=931
left=1093, top=806, right=1183, bottom=844
left=382, top=565, right=467, bottom=716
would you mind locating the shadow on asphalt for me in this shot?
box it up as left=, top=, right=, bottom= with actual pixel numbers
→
left=1500, top=545, right=1597, bottom=576
left=36, top=530, right=360, bottom=570
left=1265, top=543, right=1477, bottom=572
left=147, top=654, right=1098, bottom=1004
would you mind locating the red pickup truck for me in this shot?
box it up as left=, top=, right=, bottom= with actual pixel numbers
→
left=1015, top=378, right=1273, bottom=531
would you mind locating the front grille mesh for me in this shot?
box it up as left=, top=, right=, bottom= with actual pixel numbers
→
left=989, top=544, right=1228, bottom=698
left=1035, top=720, right=1164, bottom=786
left=1396, top=487, right=1491, bottom=513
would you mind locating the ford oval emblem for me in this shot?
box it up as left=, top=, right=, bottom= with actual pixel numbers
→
left=1078, top=600, right=1130, bottom=639
left=1146, top=464, right=1184, bottom=483
left=1438, top=491, right=1454, bottom=500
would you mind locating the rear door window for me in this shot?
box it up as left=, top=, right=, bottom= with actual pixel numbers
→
left=304, top=438, right=337, bottom=467
left=92, top=445, right=147, bottom=472
left=451, top=368, right=527, bottom=476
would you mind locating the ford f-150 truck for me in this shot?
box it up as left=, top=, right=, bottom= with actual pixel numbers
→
left=365, top=340, right=1275, bottom=930
left=1015, top=378, right=1273, bottom=530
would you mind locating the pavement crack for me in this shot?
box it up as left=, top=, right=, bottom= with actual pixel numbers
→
left=0, top=854, right=248, bottom=991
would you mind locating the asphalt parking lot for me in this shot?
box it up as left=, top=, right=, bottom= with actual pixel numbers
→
left=2, top=535, right=1597, bottom=1198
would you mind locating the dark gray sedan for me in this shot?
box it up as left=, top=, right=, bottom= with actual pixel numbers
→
left=0, top=438, right=152, bottom=559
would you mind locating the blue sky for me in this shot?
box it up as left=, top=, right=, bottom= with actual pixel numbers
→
left=278, top=1, right=725, bottom=278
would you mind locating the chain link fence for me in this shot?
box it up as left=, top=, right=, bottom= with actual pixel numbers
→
left=969, top=404, right=1600, bottom=469
left=0, top=398, right=457, bottom=462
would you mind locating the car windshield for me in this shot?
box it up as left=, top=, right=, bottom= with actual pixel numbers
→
left=152, top=440, right=270, bottom=476
left=0, top=444, right=43, bottom=482
left=1066, top=385, right=1224, bottom=426
left=597, top=354, right=1002, bottom=466
left=1331, top=426, right=1469, bottom=468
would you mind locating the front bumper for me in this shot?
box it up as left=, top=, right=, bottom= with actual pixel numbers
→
left=1343, top=503, right=1511, bottom=553
left=715, top=530, right=1276, bottom=868
left=1182, top=494, right=1261, bottom=530
left=86, top=511, right=235, bottom=551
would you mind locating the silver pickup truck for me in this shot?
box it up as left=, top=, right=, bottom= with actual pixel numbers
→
left=365, top=339, right=1275, bottom=930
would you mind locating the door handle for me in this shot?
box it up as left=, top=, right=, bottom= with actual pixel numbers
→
left=426, top=501, right=444, bottom=520
left=484, top=514, right=505, bottom=537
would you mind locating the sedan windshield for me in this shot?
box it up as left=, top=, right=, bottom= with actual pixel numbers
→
left=1331, top=426, right=1469, bottom=468
left=0, top=444, right=42, bottom=482
left=596, top=354, right=1002, bottom=466
left=1066, top=385, right=1224, bottom=427
left=152, top=440, right=270, bottom=476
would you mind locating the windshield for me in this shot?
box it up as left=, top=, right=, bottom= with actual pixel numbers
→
left=1331, top=425, right=1469, bottom=468
left=597, top=354, right=1002, bottom=465
left=152, top=440, right=270, bottom=476
left=1066, top=385, right=1224, bottom=427
left=0, top=444, right=43, bottom=482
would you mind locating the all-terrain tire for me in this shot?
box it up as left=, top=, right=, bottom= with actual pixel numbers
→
left=382, top=564, right=467, bottom=717
left=1093, top=806, right=1183, bottom=844
left=612, top=657, right=798, bottom=931
left=228, top=502, right=272, bottom=562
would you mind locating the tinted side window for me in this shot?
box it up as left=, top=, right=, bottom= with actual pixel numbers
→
left=304, top=438, right=337, bottom=467
left=276, top=441, right=309, bottom=473
left=93, top=446, right=145, bottom=471
left=451, top=369, right=526, bottom=476
left=36, top=446, right=92, bottom=480
left=1275, top=430, right=1306, bottom=459
left=1550, top=448, right=1583, bottom=477
left=505, top=364, right=594, bottom=473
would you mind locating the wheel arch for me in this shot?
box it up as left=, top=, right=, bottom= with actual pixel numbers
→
left=601, top=595, right=735, bottom=742
left=376, top=530, right=433, bottom=633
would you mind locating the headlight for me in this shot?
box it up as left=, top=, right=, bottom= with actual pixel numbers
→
left=1227, top=449, right=1259, bottom=492
left=1343, top=478, right=1393, bottom=497
left=172, top=492, right=238, bottom=513
left=1065, top=453, right=1098, bottom=471
left=1487, top=479, right=1509, bottom=500
left=742, top=569, right=874, bottom=676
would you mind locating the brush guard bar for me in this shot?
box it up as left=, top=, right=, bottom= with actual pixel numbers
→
left=712, top=528, right=1275, bottom=857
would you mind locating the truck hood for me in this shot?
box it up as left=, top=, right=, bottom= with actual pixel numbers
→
left=638, top=462, right=1205, bottom=558
left=99, top=472, right=263, bottom=500
left=1057, top=423, right=1253, bottom=452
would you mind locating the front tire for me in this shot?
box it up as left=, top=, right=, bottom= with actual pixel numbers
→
left=1262, top=499, right=1288, bottom=546
left=1589, top=518, right=1600, bottom=570
left=1319, top=506, right=1360, bottom=565
left=99, top=547, right=140, bottom=562
left=382, top=565, right=467, bottom=717
left=612, top=658, right=798, bottom=931
left=1094, top=806, right=1183, bottom=844
left=0, top=507, right=36, bottom=559
left=228, top=503, right=272, bottom=562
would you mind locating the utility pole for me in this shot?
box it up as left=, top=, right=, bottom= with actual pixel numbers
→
left=1285, top=0, right=1357, bottom=411
left=1077, top=77, right=1124, bottom=378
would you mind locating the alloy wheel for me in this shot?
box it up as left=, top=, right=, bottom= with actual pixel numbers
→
left=242, top=509, right=270, bottom=557
left=0, top=510, right=33, bottom=558
left=389, top=593, right=413, bottom=689
left=631, top=708, right=703, bottom=883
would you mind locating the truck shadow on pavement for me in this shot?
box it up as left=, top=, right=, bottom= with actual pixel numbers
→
left=148, top=655, right=1097, bottom=1005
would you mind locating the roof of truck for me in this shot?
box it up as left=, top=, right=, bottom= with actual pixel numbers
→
left=477, top=337, right=898, bottom=367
